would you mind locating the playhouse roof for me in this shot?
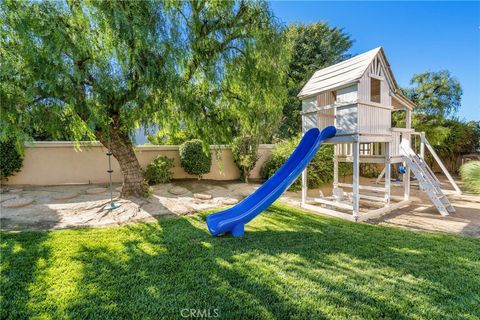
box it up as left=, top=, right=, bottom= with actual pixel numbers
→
left=297, top=47, right=415, bottom=109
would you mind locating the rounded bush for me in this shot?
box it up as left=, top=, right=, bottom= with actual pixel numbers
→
left=460, top=161, right=480, bottom=194
left=179, top=139, right=211, bottom=179
left=232, top=135, right=259, bottom=183
left=0, top=139, right=23, bottom=181
left=144, top=155, right=174, bottom=185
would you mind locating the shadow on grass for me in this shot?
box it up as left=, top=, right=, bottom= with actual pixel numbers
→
left=0, top=231, right=50, bottom=319
left=2, top=204, right=479, bottom=319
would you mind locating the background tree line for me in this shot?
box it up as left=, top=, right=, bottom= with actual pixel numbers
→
left=2, top=0, right=478, bottom=195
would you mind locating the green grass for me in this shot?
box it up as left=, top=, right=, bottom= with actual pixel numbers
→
left=1, top=204, right=479, bottom=319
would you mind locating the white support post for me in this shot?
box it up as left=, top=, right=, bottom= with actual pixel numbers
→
left=419, top=132, right=425, bottom=191
left=301, top=168, right=307, bottom=205
left=385, top=142, right=391, bottom=205
left=333, top=145, right=338, bottom=189
left=352, top=141, right=360, bottom=219
left=404, top=109, right=412, bottom=201
left=420, top=132, right=425, bottom=161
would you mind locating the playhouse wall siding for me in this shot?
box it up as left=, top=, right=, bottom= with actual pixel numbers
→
left=336, top=85, right=357, bottom=103
left=336, top=105, right=358, bottom=135
left=357, top=104, right=391, bottom=134
left=357, top=65, right=391, bottom=106
left=317, top=91, right=336, bottom=107
left=302, top=97, right=317, bottom=132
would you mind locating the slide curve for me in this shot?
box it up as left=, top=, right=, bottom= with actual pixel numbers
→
left=206, top=126, right=336, bottom=237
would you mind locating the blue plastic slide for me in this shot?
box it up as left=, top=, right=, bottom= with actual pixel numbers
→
left=206, top=126, right=336, bottom=237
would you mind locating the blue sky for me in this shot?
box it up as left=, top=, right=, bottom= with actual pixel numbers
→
left=270, top=1, right=480, bottom=121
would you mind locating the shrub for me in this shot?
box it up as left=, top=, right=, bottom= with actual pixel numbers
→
left=261, top=136, right=338, bottom=190
left=338, top=162, right=353, bottom=182
left=360, top=163, right=382, bottom=178
left=232, top=135, right=259, bottom=183
left=0, top=139, right=23, bottom=181
left=144, top=155, right=174, bottom=185
left=179, top=139, right=211, bottom=179
left=460, top=161, right=480, bottom=194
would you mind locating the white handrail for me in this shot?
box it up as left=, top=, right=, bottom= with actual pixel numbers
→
left=414, top=132, right=462, bottom=194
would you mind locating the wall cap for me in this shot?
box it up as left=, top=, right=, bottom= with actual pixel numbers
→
left=24, top=141, right=274, bottom=150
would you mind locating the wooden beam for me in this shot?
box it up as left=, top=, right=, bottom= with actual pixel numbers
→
left=301, top=203, right=356, bottom=221
left=357, top=200, right=411, bottom=221
left=313, top=198, right=353, bottom=210
left=337, top=183, right=386, bottom=192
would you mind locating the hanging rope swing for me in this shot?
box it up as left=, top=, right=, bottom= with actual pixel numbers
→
left=104, top=135, right=121, bottom=211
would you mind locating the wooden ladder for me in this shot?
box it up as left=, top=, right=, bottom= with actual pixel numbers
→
left=400, top=142, right=455, bottom=216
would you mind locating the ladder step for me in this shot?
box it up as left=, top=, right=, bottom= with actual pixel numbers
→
left=401, top=149, right=453, bottom=217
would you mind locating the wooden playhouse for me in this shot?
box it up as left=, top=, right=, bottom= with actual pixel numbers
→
left=298, top=47, right=461, bottom=221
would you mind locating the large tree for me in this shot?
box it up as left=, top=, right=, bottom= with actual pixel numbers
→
left=404, top=70, right=462, bottom=119
left=394, top=70, right=479, bottom=170
left=1, top=0, right=288, bottom=196
left=278, top=23, right=352, bottom=139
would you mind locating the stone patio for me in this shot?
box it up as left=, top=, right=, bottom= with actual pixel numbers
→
left=1, top=176, right=479, bottom=237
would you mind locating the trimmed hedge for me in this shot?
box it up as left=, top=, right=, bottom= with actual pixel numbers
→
left=0, top=140, right=23, bottom=181
left=179, top=139, right=211, bottom=179
left=144, top=155, right=174, bottom=185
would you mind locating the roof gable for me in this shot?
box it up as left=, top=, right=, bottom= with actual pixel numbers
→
left=298, top=46, right=410, bottom=100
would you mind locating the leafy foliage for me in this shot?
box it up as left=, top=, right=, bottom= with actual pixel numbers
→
left=147, top=129, right=193, bottom=146
left=1, top=0, right=289, bottom=194
left=179, top=140, right=211, bottom=179
left=460, top=161, right=480, bottom=194
left=231, top=135, right=259, bottom=183
left=0, top=139, right=23, bottom=180
left=360, top=164, right=382, bottom=179
left=403, top=70, right=462, bottom=119
left=279, top=23, right=352, bottom=139
left=261, top=136, right=335, bottom=190
left=395, top=70, right=479, bottom=172
left=144, top=156, right=174, bottom=185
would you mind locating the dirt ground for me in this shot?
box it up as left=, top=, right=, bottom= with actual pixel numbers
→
left=1, top=175, right=479, bottom=237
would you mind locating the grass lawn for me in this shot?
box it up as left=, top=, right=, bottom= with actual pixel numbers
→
left=1, top=204, right=479, bottom=319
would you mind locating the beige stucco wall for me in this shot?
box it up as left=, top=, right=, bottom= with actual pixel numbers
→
left=4, top=142, right=273, bottom=185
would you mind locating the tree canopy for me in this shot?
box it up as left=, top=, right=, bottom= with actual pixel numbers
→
left=404, top=70, right=462, bottom=119
left=278, top=23, right=352, bottom=139
left=1, top=0, right=289, bottom=196
left=395, top=70, right=479, bottom=171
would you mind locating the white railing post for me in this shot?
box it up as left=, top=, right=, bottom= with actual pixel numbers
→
left=385, top=142, right=391, bottom=205
left=420, top=134, right=462, bottom=194
left=302, top=168, right=307, bottom=205
left=352, top=141, right=360, bottom=219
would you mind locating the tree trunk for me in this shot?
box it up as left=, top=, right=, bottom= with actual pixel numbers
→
left=244, top=170, right=249, bottom=184
left=98, top=128, right=149, bottom=198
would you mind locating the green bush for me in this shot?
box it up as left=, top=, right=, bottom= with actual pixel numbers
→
left=261, top=136, right=338, bottom=190
left=460, top=161, right=480, bottom=194
left=179, top=139, right=211, bottom=179
left=232, top=135, right=259, bottom=183
left=360, top=163, right=382, bottom=178
left=338, top=162, right=353, bottom=182
left=144, top=155, right=174, bottom=185
left=0, top=139, right=23, bottom=181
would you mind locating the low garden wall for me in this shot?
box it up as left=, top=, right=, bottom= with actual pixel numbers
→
left=4, top=142, right=273, bottom=185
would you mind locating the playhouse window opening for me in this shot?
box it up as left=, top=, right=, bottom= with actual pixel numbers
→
left=370, top=78, right=381, bottom=103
